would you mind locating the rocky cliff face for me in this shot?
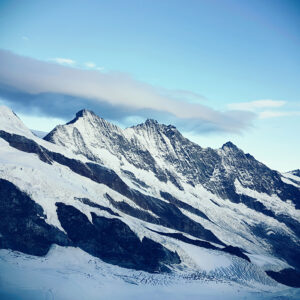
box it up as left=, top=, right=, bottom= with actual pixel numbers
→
left=45, top=109, right=300, bottom=208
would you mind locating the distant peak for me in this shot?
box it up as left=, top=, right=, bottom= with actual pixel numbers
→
left=221, top=141, right=238, bottom=150
left=144, top=119, right=177, bottom=130
left=67, top=109, right=97, bottom=125
left=132, top=119, right=180, bottom=136
left=75, top=109, right=96, bottom=118
left=0, top=105, right=33, bottom=137
left=166, top=124, right=177, bottom=130
left=145, top=119, right=159, bottom=125
left=0, top=105, right=17, bottom=116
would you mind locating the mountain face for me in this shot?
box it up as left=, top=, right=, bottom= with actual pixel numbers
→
left=0, top=106, right=300, bottom=298
left=45, top=109, right=300, bottom=207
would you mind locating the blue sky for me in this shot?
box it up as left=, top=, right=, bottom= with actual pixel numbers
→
left=0, top=0, right=299, bottom=171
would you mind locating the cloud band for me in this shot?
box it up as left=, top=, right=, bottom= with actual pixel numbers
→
left=0, top=49, right=255, bottom=133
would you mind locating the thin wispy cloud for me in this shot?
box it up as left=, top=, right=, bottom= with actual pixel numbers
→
left=227, top=99, right=299, bottom=120
left=22, top=36, right=29, bottom=41
left=0, top=50, right=255, bottom=133
left=228, top=99, right=286, bottom=111
left=160, top=89, right=207, bottom=103
left=84, top=62, right=96, bottom=68
left=51, top=58, right=103, bottom=70
left=259, top=110, right=300, bottom=119
left=50, top=57, right=76, bottom=65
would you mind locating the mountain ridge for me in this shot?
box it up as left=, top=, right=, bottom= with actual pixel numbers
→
left=44, top=108, right=300, bottom=208
left=0, top=105, right=299, bottom=292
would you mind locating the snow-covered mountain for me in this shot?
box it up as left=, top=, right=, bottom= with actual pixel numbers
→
left=0, top=106, right=299, bottom=299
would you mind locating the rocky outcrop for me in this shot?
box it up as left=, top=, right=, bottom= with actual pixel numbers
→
left=0, top=179, right=70, bottom=255
left=0, top=178, right=181, bottom=273
left=56, top=202, right=180, bottom=273
left=266, top=268, right=300, bottom=288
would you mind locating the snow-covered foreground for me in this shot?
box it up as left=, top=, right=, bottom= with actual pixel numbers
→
left=0, top=246, right=298, bottom=300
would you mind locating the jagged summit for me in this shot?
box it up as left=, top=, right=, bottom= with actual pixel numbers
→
left=41, top=108, right=300, bottom=209
left=64, top=109, right=181, bottom=143
left=221, top=141, right=239, bottom=151
left=133, top=118, right=165, bottom=130
left=0, top=105, right=33, bottom=137
left=75, top=108, right=96, bottom=118
left=145, top=118, right=159, bottom=125
left=66, top=108, right=98, bottom=125
left=132, top=118, right=180, bottom=138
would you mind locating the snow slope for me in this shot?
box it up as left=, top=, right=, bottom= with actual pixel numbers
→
left=1, top=246, right=299, bottom=300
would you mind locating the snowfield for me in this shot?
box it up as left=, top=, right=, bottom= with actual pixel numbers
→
left=1, top=246, right=299, bottom=300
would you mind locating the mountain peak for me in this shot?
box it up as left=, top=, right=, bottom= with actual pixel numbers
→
left=145, top=118, right=159, bottom=126
left=132, top=118, right=162, bottom=130
left=0, top=105, right=15, bottom=115
left=221, top=141, right=238, bottom=151
left=67, top=109, right=98, bottom=125
left=0, top=105, right=33, bottom=137
left=75, top=109, right=96, bottom=118
left=140, top=119, right=178, bottom=131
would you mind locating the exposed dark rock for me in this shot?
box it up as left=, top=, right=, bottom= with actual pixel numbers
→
left=165, top=170, right=184, bottom=191
left=43, top=110, right=300, bottom=210
left=121, top=169, right=150, bottom=189
left=0, top=176, right=181, bottom=273
left=160, top=191, right=211, bottom=221
left=251, top=223, right=300, bottom=272
left=209, top=199, right=221, bottom=207
left=221, top=141, right=238, bottom=150
left=105, top=193, right=160, bottom=225
left=222, top=245, right=250, bottom=262
left=118, top=190, right=224, bottom=245
left=0, top=179, right=71, bottom=256
left=275, top=214, right=300, bottom=238
left=105, top=192, right=223, bottom=245
left=266, top=268, right=300, bottom=288
left=74, top=197, right=120, bottom=216
left=56, top=202, right=180, bottom=273
left=148, top=229, right=218, bottom=250
left=237, top=194, right=275, bottom=218
left=148, top=229, right=251, bottom=262
left=0, top=130, right=52, bottom=164
left=66, top=109, right=97, bottom=125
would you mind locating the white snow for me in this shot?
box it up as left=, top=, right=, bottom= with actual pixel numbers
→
left=0, top=106, right=34, bottom=138
left=234, top=179, right=300, bottom=222
left=1, top=246, right=298, bottom=300
left=281, top=176, right=300, bottom=188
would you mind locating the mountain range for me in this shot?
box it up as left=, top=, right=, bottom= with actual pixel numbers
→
left=0, top=105, right=299, bottom=299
